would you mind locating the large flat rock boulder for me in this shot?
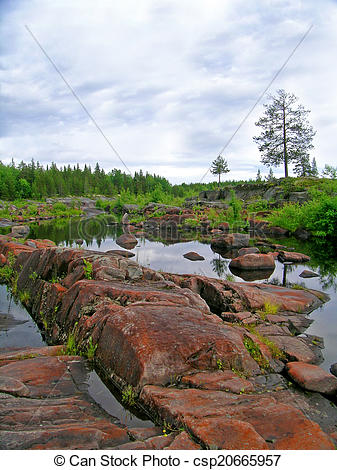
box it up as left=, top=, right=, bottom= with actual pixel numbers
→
left=278, top=251, right=310, bottom=263
left=141, top=386, right=334, bottom=450
left=229, top=254, right=275, bottom=271
left=0, top=348, right=131, bottom=450
left=286, top=362, right=337, bottom=395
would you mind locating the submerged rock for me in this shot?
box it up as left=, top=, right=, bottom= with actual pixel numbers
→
left=299, top=270, right=319, bottom=278
left=115, top=233, right=137, bottom=249
left=183, top=252, right=205, bottom=261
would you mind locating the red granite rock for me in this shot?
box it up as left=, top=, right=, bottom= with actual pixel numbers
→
left=181, top=370, right=255, bottom=393
left=238, top=247, right=260, bottom=256
left=0, top=376, right=30, bottom=397
left=95, top=301, right=261, bottom=387
left=0, top=349, right=131, bottom=450
left=140, top=386, right=334, bottom=449
left=128, top=427, right=163, bottom=441
left=164, top=431, right=201, bottom=450
left=286, top=362, right=337, bottom=395
left=229, top=254, right=275, bottom=271
left=116, top=233, right=137, bottom=249
left=185, top=417, right=268, bottom=450
left=278, top=251, right=310, bottom=263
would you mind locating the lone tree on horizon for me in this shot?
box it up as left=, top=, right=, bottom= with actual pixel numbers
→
left=210, top=155, right=230, bottom=187
left=253, top=89, right=315, bottom=178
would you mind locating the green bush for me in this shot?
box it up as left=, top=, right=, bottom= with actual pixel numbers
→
left=268, top=194, right=337, bottom=238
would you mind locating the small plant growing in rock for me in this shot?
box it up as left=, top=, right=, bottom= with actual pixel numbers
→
left=83, top=259, right=93, bottom=280
left=121, top=385, right=136, bottom=407
left=86, top=336, right=97, bottom=360
left=65, top=322, right=79, bottom=355
left=19, top=290, right=30, bottom=305
left=258, top=301, right=279, bottom=321
left=243, top=336, right=269, bottom=370
left=29, top=271, right=38, bottom=281
left=231, top=367, right=248, bottom=379
left=216, top=358, right=224, bottom=370
left=162, top=420, right=184, bottom=436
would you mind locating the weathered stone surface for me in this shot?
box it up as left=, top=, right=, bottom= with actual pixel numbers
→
left=0, top=345, right=65, bottom=367
left=299, top=270, right=319, bottom=278
left=211, top=233, right=250, bottom=250
left=286, top=362, right=337, bottom=395
left=0, top=349, right=132, bottom=450
left=141, top=386, right=334, bottom=449
left=181, top=370, right=255, bottom=393
left=264, top=335, right=318, bottom=364
left=115, top=233, right=137, bottom=249
left=128, top=427, right=163, bottom=441
left=95, top=301, right=261, bottom=387
left=185, top=417, right=269, bottom=450
left=0, top=376, right=30, bottom=397
left=238, top=247, right=260, bottom=256
left=278, top=251, right=310, bottom=263
left=164, top=431, right=201, bottom=450
left=112, top=434, right=175, bottom=450
left=232, top=282, right=323, bottom=314
left=229, top=254, right=275, bottom=271
left=220, top=311, right=256, bottom=324
left=183, top=252, right=205, bottom=261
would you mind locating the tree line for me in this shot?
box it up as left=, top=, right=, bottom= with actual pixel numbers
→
left=0, top=159, right=220, bottom=201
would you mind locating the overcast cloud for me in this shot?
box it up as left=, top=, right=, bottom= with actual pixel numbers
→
left=0, top=0, right=336, bottom=183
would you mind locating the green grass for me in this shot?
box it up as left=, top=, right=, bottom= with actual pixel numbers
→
left=83, top=259, right=93, bottom=280
left=121, top=385, right=137, bottom=407
left=243, top=336, right=270, bottom=370
left=258, top=300, right=280, bottom=320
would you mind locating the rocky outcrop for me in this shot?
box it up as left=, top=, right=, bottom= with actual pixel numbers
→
left=0, top=346, right=195, bottom=450
left=0, top=234, right=335, bottom=450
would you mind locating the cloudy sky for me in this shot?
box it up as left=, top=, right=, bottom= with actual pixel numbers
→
left=1, top=0, right=336, bottom=183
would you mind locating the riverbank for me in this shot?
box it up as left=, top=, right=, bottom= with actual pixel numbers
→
left=0, top=234, right=337, bottom=449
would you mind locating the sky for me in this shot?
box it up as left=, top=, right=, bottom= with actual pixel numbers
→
left=0, top=0, right=337, bottom=184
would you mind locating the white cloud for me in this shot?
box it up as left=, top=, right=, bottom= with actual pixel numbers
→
left=1, top=0, right=337, bottom=183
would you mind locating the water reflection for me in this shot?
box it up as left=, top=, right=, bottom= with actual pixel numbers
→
left=0, top=285, right=45, bottom=349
